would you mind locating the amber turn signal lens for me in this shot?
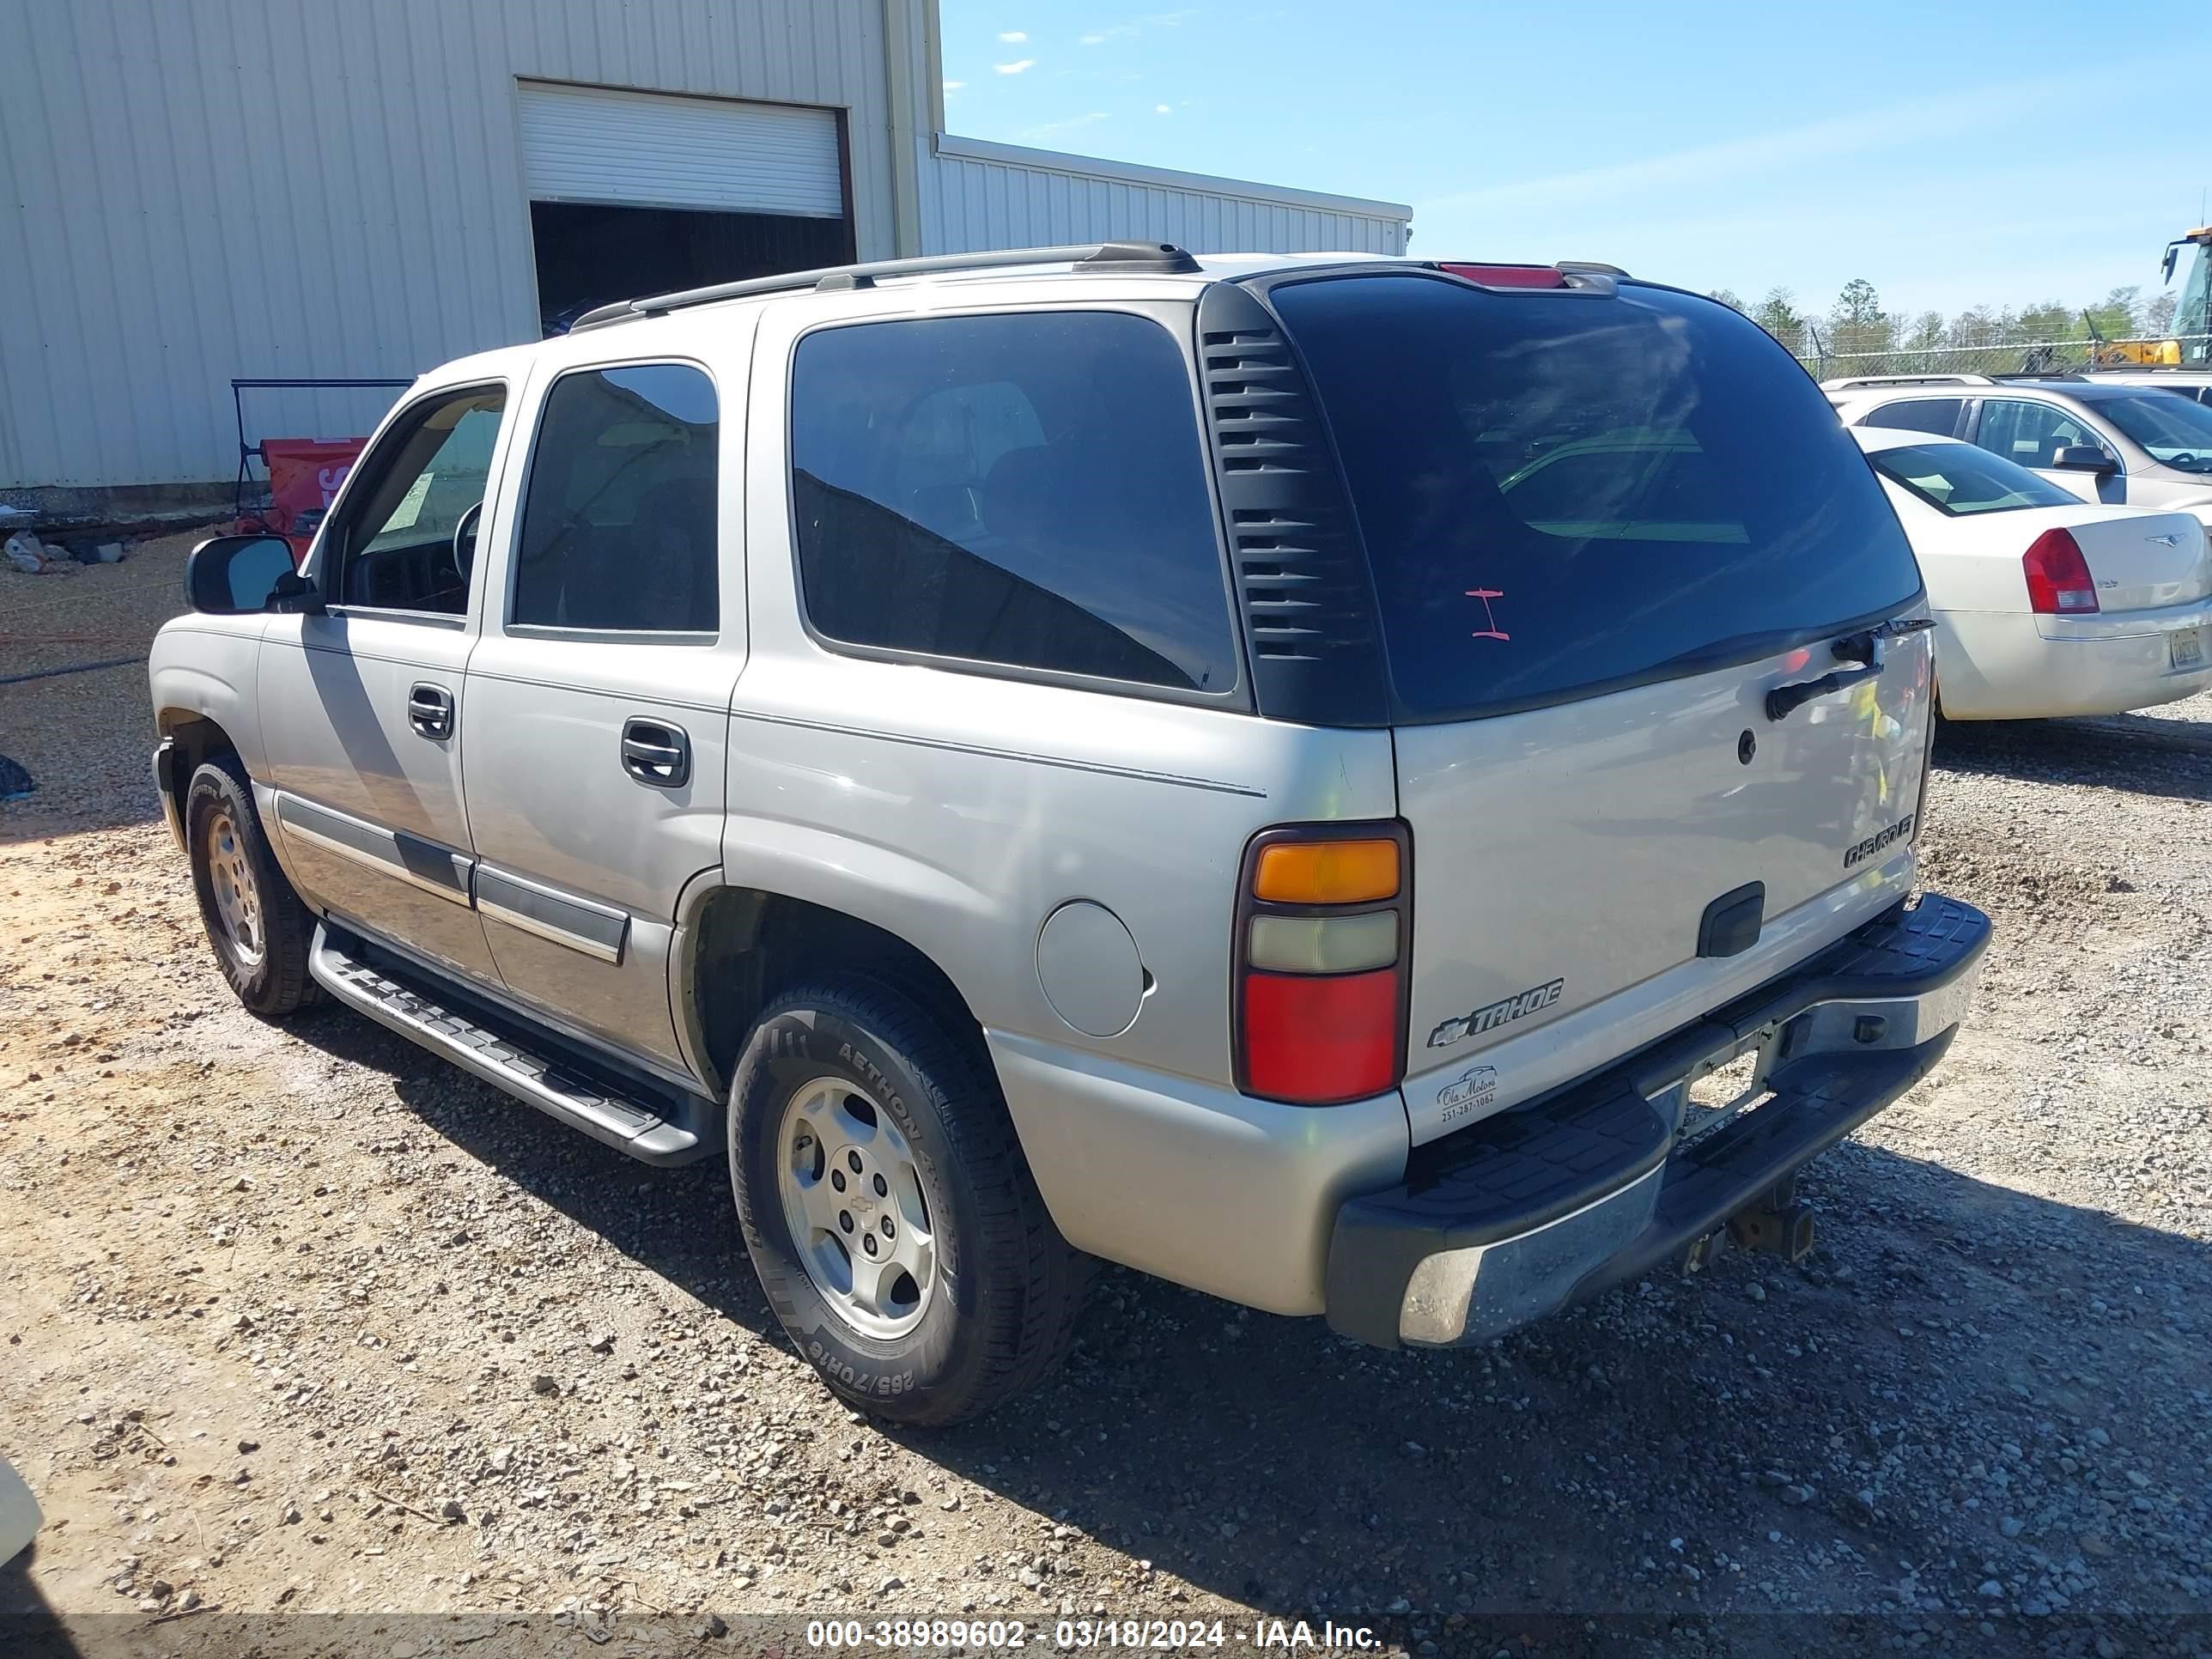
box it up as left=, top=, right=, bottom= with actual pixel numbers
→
left=1251, top=838, right=1401, bottom=905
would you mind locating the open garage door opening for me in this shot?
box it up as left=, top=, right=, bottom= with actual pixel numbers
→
left=519, top=80, right=853, bottom=336
left=531, top=203, right=852, bottom=334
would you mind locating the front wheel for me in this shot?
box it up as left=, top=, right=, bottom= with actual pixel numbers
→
left=727, top=978, right=1089, bottom=1426
left=184, top=757, right=319, bottom=1018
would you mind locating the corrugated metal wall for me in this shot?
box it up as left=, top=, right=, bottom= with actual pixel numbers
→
left=0, top=0, right=896, bottom=489
left=919, top=137, right=1408, bottom=260
left=0, top=0, right=1411, bottom=492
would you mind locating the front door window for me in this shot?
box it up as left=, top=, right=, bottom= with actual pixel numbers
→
left=332, top=387, right=507, bottom=614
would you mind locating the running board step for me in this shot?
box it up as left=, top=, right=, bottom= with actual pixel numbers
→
left=308, top=925, right=713, bottom=1166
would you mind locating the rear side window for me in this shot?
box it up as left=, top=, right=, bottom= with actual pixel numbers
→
left=1869, top=442, right=2079, bottom=515
left=512, top=364, right=719, bottom=633
left=1268, top=275, right=1922, bottom=719
left=1863, top=398, right=1963, bottom=436
left=789, top=312, right=1237, bottom=694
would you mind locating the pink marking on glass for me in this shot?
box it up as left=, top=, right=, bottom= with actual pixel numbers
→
left=1466, top=588, right=1510, bottom=641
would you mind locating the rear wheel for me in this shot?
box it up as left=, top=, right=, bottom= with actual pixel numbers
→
left=185, top=757, right=318, bottom=1018
left=727, top=977, right=1089, bottom=1425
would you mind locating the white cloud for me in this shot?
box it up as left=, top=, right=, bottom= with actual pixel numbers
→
left=997, top=29, right=1027, bottom=41
left=1421, top=72, right=2093, bottom=217
left=1079, top=11, right=1193, bottom=46
left=993, top=58, right=1036, bottom=74
left=943, top=79, right=965, bottom=93
left=1154, top=103, right=1172, bottom=114
left=1019, top=111, right=1110, bottom=143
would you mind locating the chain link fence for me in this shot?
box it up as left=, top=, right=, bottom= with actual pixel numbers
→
left=1789, top=331, right=2212, bottom=382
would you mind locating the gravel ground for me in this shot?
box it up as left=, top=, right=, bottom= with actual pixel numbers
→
left=1, top=538, right=2208, bottom=1658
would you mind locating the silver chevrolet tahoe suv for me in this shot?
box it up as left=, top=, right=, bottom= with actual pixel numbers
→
left=151, top=243, right=1990, bottom=1425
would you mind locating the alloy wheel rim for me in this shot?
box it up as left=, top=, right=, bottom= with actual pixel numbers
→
left=775, top=1076, right=936, bottom=1340
left=205, top=810, right=264, bottom=968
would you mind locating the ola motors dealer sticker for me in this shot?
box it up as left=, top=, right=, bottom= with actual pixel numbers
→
left=1437, top=1064, right=1498, bottom=1124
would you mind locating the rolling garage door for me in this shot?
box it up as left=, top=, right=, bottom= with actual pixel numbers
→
left=517, top=81, right=845, bottom=218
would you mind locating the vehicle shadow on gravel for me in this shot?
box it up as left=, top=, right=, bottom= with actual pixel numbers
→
left=319, top=1000, right=2212, bottom=1628
left=0, top=1548, right=76, bottom=1657
left=1936, top=712, right=2212, bottom=802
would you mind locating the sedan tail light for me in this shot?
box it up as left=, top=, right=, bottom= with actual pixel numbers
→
left=2023, top=527, right=2100, bottom=615
left=1234, top=823, right=1410, bottom=1105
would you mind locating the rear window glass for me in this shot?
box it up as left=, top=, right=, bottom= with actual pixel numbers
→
left=789, top=312, right=1237, bottom=694
left=1270, top=274, right=1923, bottom=719
left=1868, top=441, right=2077, bottom=515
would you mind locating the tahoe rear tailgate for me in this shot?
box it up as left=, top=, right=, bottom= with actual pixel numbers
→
left=1394, top=636, right=1930, bottom=1140
left=1267, top=268, right=1931, bottom=1141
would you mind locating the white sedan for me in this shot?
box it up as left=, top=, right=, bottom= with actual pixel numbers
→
left=1851, top=426, right=2212, bottom=719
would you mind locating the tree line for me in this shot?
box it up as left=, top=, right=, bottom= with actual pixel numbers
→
left=1707, top=278, right=2182, bottom=364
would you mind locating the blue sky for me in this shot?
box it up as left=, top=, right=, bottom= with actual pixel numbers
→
left=939, top=1, right=2212, bottom=324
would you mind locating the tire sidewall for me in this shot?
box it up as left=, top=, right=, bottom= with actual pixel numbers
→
left=730, top=994, right=992, bottom=1415
left=185, top=763, right=288, bottom=1009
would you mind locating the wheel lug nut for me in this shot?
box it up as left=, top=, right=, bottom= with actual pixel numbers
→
left=830, top=1170, right=846, bottom=1191
left=847, top=1151, right=863, bottom=1173
left=872, top=1174, right=888, bottom=1197
left=839, top=1211, right=854, bottom=1233
left=862, top=1234, right=878, bottom=1256
left=880, top=1217, right=894, bottom=1238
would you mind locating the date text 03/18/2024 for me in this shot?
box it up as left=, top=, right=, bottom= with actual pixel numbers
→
left=803, top=1618, right=1382, bottom=1650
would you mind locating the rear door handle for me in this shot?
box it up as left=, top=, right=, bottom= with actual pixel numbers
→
left=407, top=682, right=455, bottom=739
left=621, top=718, right=690, bottom=788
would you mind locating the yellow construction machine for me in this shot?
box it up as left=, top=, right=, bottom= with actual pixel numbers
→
left=2092, top=227, right=2212, bottom=367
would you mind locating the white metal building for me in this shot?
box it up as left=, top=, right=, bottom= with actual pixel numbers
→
left=0, top=0, right=1409, bottom=503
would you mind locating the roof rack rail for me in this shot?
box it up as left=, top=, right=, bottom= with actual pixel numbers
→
left=1820, top=373, right=1995, bottom=392
left=568, top=240, right=1204, bottom=331
left=1989, top=370, right=2086, bottom=381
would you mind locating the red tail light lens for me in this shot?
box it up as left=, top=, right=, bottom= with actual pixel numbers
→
left=1243, top=969, right=1401, bottom=1102
left=1234, top=823, right=1410, bottom=1106
left=2022, top=528, right=2100, bottom=615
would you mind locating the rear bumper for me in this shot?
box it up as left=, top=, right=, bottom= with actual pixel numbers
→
left=1325, top=892, right=1990, bottom=1349
left=1942, top=602, right=2212, bottom=719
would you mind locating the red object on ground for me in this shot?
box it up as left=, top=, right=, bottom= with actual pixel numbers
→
left=261, top=438, right=366, bottom=561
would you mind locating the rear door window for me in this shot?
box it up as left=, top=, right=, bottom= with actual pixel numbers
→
left=511, top=364, right=719, bottom=633
left=1863, top=398, right=1964, bottom=436
left=1267, top=274, right=1922, bottom=719
left=788, top=312, right=1238, bottom=695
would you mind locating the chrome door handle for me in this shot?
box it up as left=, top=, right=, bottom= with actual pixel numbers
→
left=620, top=718, right=690, bottom=788
left=408, top=682, right=455, bottom=739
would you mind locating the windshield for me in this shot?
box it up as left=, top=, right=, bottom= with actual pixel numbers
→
left=1268, top=273, right=1922, bottom=720
left=1868, top=441, right=2079, bottom=515
left=2095, top=392, right=2212, bottom=471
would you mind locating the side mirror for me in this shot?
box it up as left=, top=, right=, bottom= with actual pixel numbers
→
left=2050, top=445, right=2118, bottom=475
left=185, top=534, right=305, bottom=615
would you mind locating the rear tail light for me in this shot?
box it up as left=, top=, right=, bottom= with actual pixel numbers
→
left=1234, top=823, right=1410, bottom=1105
left=2023, top=528, right=2100, bottom=614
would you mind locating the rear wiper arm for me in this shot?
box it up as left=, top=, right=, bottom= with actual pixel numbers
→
left=1765, top=617, right=1934, bottom=723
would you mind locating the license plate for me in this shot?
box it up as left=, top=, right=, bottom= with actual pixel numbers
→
left=2172, top=628, right=2207, bottom=671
